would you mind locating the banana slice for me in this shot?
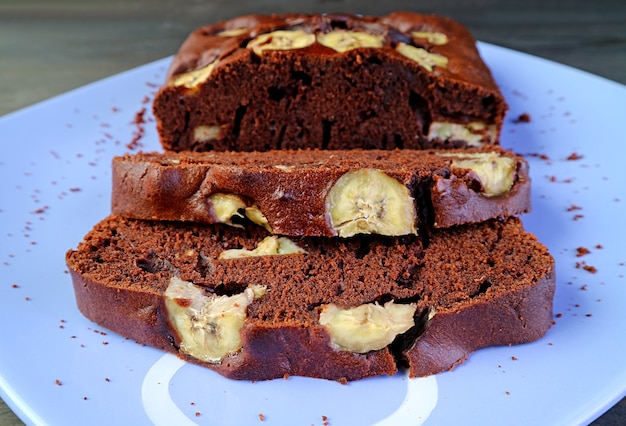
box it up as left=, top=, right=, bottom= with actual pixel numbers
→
left=317, top=30, right=384, bottom=53
left=244, top=205, right=272, bottom=232
left=208, top=193, right=272, bottom=232
left=440, top=152, right=517, bottom=197
left=325, top=169, right=417, bottom=237
left=247, top=30, right=316, bottom=56
left=194, top=125, right=223, bottom=142
left=411, top=31, right=449, bottom=45
left=208, top=193, right=246, bottom=224
left=319, top=301, right=417, bottom=353
left=428, top=121, right=497, bottom=147
left=219, top=235, right=306, bottom=259
left=395, top=43, right=448, bottom=72
left=171, top=60, right=218, bottom=88
left=164, top=277, right=266, bottom=363
left=217, top=28, right=249, bottom=37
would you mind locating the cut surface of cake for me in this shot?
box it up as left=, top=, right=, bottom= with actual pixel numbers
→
left=66, top=216, right=554, bottom=382
left=111, top=147, right=530, bottom=237
left=153, top=12, right=508, bottom=152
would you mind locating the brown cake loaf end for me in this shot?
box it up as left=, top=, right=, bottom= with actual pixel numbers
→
left=153, top=12, right=507, bottom=152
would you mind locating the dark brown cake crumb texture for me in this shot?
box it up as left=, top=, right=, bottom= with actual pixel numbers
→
left=66, top=215, right=555, bottom=381
left=153, top=12, right=507, bottom=153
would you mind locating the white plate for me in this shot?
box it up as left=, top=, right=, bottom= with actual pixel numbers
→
left=1, top=42, right=625, bottom=426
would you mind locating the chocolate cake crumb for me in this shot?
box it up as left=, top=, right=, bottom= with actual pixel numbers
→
left=55, top=379, right=62, bottom=386
left=514, top=113, right=531, bottom=123
left=566, top=152, right=584, bottom=161
left=583, top=265, right=597, bottom=274
left=567, top=205, right=582, bottom=212
left=127, top=108, right=146, bottom=151
left=595, top=244, right=603, bottom=249
left=576, top=247, right=591, bottom=257
left=258, top=413, right=265, bottom=422
left=575, top=261, right=597, bottom=273
left=528, top=153, right=550, bottom=161
left=134, top=108, right=146, bottom=125
left=511, top=356, right=518, bottom=361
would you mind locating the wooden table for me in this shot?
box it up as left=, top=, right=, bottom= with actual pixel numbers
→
left=1, top=1, right=624, bottom=424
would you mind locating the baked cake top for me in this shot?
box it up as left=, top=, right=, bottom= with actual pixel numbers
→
left=166, top=12, right=499, bottom=91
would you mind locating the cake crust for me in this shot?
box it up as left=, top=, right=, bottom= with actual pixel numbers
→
left=153, top=12, right=508, bottom=152
left=67, top=216, right=554, bottom=381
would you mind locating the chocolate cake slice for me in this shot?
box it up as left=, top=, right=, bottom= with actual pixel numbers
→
left=66, top=216, right=554, bottom=382
left=153, top=12, right=507, bottom=152
left=111, top=147, right=530, bottom=237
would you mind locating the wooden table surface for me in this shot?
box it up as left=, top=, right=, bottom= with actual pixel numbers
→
left=0, top=1, right=624, bottom=424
